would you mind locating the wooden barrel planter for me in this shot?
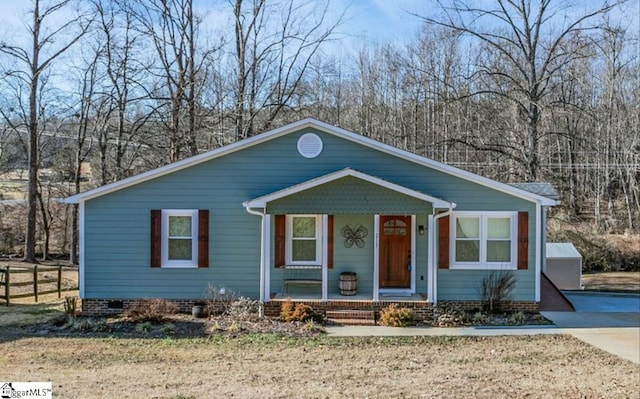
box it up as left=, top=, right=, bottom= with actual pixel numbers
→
left=339, top=272, right=357, bottom=296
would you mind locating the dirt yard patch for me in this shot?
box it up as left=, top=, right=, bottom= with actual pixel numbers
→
left=582, top=272, right=640, bottom=292
left=0, top=335, right=637, bottom=398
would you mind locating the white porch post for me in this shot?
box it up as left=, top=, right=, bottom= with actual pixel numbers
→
left=262, top=214, right=271, bottom=302
left=373, top=214, right=380, bottom=301
left=78, top=201, right=85, bottom=298
left=322, top=215, right=329, bottom=301
left=411, top=215, right=417, bottom=293
left=535, top=204, right=542, bottom=302
left=427, top=214, right=435, bottom=303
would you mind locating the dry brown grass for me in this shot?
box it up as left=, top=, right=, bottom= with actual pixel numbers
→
left=0, top=335, right=637, bottom=398
left=582, top=272, right=640, bottom=292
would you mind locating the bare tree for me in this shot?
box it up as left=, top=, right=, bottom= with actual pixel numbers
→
left=231, top=0, right=342, bottom=139
left=0, top=0, right=92, bottom=261
left=419, top=0, right=621, bottom=181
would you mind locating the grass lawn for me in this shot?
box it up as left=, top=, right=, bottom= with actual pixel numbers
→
left=0, top=333, right=638, bottom=398
left=0, top=268, right=638, bottom=398
left=581, top=271, right=640, bottom=292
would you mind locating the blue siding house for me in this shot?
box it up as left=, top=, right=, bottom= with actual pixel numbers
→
left=64, top=119, right=558, bottom=316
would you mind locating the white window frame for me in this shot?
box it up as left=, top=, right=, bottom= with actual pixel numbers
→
left=161, top=209, right=198, bottom=268
left=285, top=214, right=322, bottom=265
left=450, top=211, right=517, bottom=270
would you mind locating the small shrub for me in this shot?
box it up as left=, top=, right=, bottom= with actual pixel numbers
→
left=303, top=320, right=325, bottom=334
left=471, top=311, right=490, bottom=325
left=135, top=321, right=153, bottom=334
left=479, top=270, right=516, bottom=313
left=124, top=299, right=178, bottom=322
left=506, top=311, right=526, bottom=325
left=69, top=318, right=96, bottom=332
left=227, top=297, right=259, bottom=320
left=280, top=299, right=323, bottom=323
left=204, top=284, right=238, bottom=315
left=161, top=323, right=176, bottom=334
left=378, top=304, right=414, bottom=327
left=228, top=320, right=241, bottom=333
left=432, top=302, right=470, bottom=327
left=63, top=296, right=77, bottom=315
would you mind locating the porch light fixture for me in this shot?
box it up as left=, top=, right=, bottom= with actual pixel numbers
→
left=418, top=225, right=425, bottom=235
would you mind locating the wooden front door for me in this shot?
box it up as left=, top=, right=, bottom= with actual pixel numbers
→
left=379, top=215, right=411, bottom=288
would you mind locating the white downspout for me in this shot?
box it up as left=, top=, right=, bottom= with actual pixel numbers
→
left=244, top=205, right=266, bottom=318
left=431, top=204, right=455, bottom=305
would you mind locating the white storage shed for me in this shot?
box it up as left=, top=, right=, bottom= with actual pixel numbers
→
left=545, top=243, right=583, bottom=290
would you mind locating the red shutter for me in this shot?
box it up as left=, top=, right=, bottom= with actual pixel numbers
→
left=438, top=215, right=450, bottom=269
left=517, top=211, right=529, bottom=270
left=274, top=215, right=285, bottom=267
left=198, top=210, right=209, bottom=268
left=150, top=210, right=161, bottom=267
left=327, top=215, right=334, bottom=269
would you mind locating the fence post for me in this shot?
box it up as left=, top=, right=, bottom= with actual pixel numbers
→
left=6, top=266, right=10, bottom=306
left=57, top=266, right=62, bottom=298
left=33, top=265, right=38, bottom=303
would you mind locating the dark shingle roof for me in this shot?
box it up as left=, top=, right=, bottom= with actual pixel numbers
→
left=509, top=182, right=560, bottom=200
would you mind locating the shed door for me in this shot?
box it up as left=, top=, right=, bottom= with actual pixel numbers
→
left=379, top=216, right=411, bottom=288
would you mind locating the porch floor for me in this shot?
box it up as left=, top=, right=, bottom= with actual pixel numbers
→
left=271, top=293, right=427, bottom=302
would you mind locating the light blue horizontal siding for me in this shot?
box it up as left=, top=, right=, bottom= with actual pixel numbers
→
left=437, top=269, right=535, bottom=301
left=268, top=176, right=433, bottom=214
left=437, top=208, right=537, bottom=301
left=84, top=127, right=538, bottom=300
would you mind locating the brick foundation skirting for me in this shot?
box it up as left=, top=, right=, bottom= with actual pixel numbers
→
left=81, top=298, right=538, bottom=318
left=80, top=298, right=212, bottom=316
left=264, top=299, right=539, bottom=321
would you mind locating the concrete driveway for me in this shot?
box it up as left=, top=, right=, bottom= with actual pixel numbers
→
left=541, top=291, right=640, bottom=364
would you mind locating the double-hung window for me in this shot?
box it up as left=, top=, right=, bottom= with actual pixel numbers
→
left=451, top=212, right=516, bottom=269
left=162, top=209, right=198, bottom=267
left=286, top=215, right=322, bottom=265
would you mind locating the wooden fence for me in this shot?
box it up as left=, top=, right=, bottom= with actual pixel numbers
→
left=0, top=265, right=77, bottom=306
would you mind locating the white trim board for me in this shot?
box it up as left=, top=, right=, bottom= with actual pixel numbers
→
left=63, top=118, right=558, bottom=206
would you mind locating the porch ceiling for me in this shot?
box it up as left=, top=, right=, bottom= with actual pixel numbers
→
left=243, top=168, right=453, bottom=214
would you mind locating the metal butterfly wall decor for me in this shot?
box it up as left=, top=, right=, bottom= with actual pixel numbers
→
left=341, top=224, right=368, bottom=248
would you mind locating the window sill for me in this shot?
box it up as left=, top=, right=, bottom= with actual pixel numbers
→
left=449, top=264, right=517, bottom=270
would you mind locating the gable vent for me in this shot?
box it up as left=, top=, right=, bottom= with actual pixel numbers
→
left=297, top=133, right=323, bottom=158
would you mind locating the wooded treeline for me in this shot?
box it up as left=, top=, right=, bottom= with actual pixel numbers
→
left=0, top=0, right=638, bottom=260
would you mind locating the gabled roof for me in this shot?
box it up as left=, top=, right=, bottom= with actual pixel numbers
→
left=63, top=118, right=559, bottom=206
left=243, top=168, right=455, bottom=209
left=510, top=183, right=560, bottom=200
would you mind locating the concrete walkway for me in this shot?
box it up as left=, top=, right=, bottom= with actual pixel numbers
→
left=325, top=292, right=640, bottom=364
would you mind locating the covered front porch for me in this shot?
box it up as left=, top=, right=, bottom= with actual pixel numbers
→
left=243, top=168, right=455, bottom=304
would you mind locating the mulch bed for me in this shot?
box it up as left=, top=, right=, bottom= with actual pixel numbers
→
left=19, top=313, right=322, bottom=339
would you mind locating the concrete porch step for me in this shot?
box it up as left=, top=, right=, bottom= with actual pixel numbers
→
left=326, top=310, right=376, bottom=326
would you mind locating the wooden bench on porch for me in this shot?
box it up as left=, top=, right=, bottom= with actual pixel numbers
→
left=282, top=265, right=322, bottom=293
